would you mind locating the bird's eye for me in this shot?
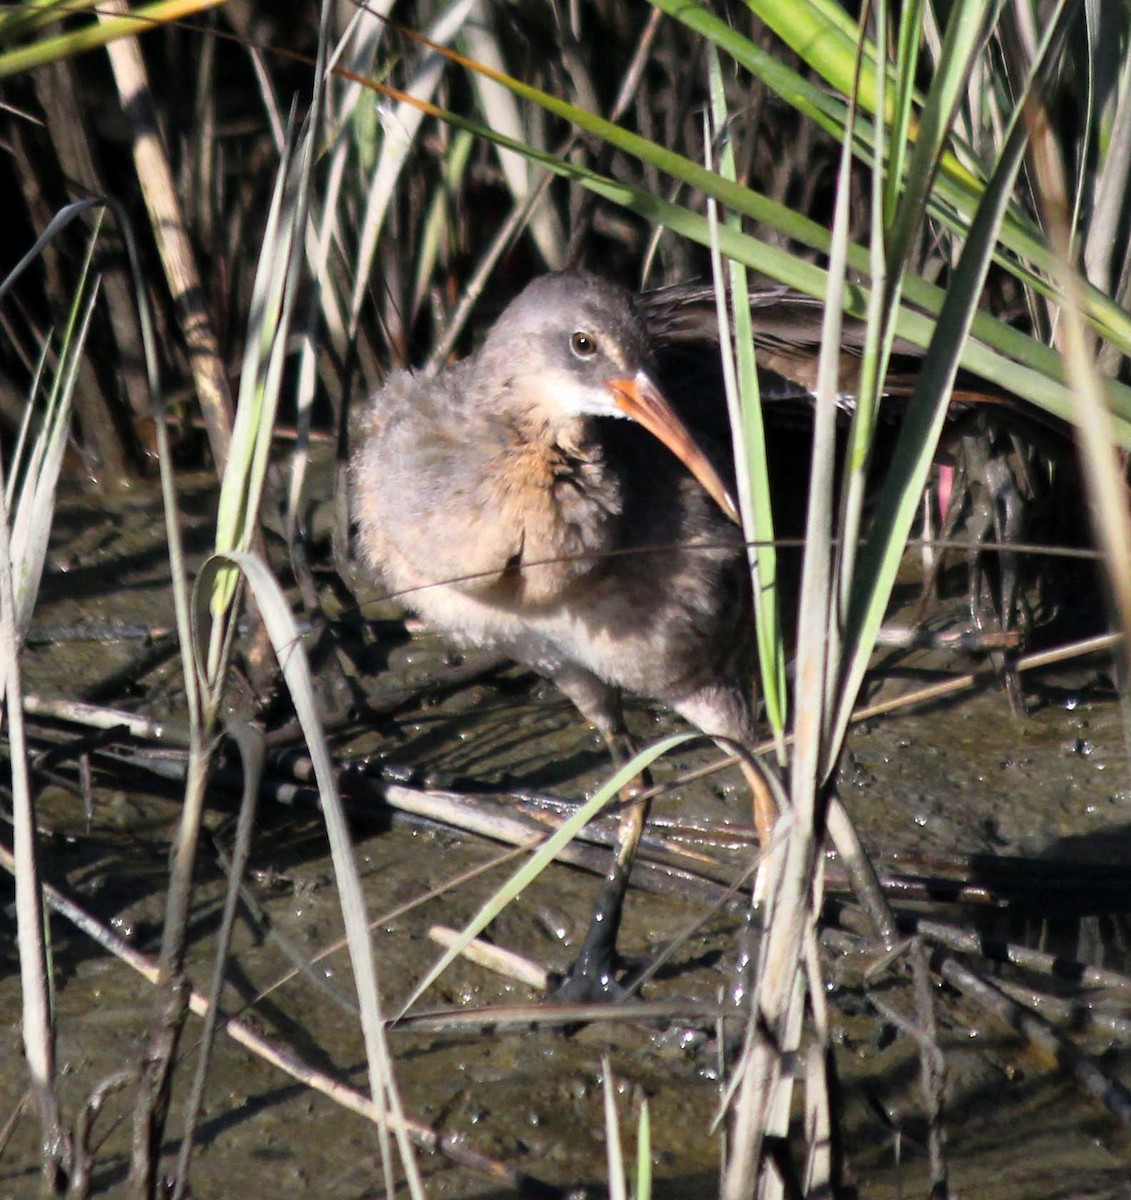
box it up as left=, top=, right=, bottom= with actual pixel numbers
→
left=570, top=330, right=597, bottom=357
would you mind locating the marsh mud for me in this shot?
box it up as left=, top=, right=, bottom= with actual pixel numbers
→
left=2, top=471, right=1130, bottom=1198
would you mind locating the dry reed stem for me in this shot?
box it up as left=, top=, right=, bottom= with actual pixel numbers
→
left=97, top=0, right=235, bottom=474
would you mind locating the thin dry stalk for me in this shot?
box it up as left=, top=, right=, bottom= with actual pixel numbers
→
left=171, top=720, right=265, bottom=1198
left=124, top=245, right=212, bottom=1199
left=96, top=0, right=234, bottom=474
left=426, top=925, right=551, bottom=990
left=1025, top=97, right=1131, bottom=691
left=0, top=463, right=69, bottom=1192
left=722, top=25, right=866, bottom=1193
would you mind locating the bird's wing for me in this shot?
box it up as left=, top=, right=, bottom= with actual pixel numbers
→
left=637, top=280, right=1076, bottom=444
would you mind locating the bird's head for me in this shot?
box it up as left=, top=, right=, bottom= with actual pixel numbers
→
left=477, top=271, right=740, bottom=523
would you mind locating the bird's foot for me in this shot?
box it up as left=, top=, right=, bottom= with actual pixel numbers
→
left=544, top=950, right=647, bottom=1005
left=543, top=854, right=642, bottom=1005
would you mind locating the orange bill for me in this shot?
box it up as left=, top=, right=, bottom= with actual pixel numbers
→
left=607, top=370, right=740, bottom=524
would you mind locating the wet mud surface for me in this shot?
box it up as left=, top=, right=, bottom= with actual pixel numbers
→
left=2, top=473, right=1131, bottom=1198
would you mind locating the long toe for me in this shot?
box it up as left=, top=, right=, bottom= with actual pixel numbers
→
left=545, top=952, right=639, bottom=1005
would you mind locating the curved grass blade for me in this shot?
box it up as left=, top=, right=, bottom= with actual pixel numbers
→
left=0, top=197, right=103, bottom=307
left=6, top=219, right=102, bottom=649
left=194, top=550, right=426, bottom=1199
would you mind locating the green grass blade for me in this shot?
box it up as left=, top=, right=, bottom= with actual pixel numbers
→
left=345, top=40, right=1131, bottom=433
left=884, top=0, right=925, bottom=217
left=705, top=45, right=787, bottom=752
left=634, top=1099, right=652, bottom=1200
left=210, top=111, right=314, bottom=679
left=832, top=2, right=1070, bottom=752
left=0, top=0, right=97, bottom=41
left=884, top=0, right=991, bottom=272
left=0, top=0, right=225, bottom=80
left=652, top=0, right=1131, bottom=354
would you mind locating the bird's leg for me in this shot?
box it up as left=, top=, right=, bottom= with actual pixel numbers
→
left=673, top=687, right=781, bottom=845
left=551, top=797, right=650, bottom=1003
left=547, top=671, right=650, bottom=1003
left=738, top=758, right=781, bottom=846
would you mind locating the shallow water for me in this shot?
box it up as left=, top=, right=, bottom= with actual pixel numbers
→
left=2, top=473, right=1130, bottom=1198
